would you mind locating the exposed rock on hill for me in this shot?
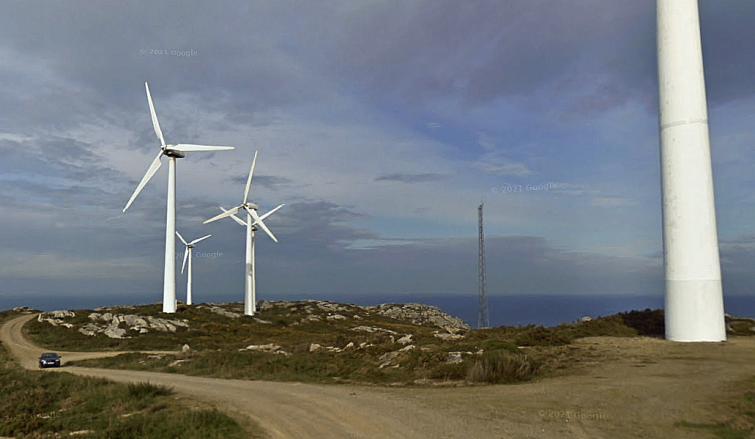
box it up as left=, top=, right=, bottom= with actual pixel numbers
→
left=257, top=300, right=469, bottom=331
left=35, top=310, right=190, bottom=339
left=32, top=299, right=468, bottom=343
left=726, top=314, right=755, bottom=335
left=79, top=313, right=189, bottom=338
left=365, top=303, right=469, bottom=331
left=38, top=311, right=76, bottom=328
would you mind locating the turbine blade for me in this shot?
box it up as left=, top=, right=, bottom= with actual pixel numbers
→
left=243, top=150, right=258, bottom=204
left=181, top=247, right=189, bottom=274
left=257, top=204, right=285, bottom=222
left=123, top=152, right=163, bottom=212
left=175, top=231, right=188, bottom=246
left=221, top=206, right=248, bottom=226
left=204, top=206, right=240, bottom=224
left=247, top=207, right=278, bottom=242
left=189, top=234, right=212, bottom=245
left=174, top=144, right=235, bottom=152
left=145, top=82, right=166, bottom=147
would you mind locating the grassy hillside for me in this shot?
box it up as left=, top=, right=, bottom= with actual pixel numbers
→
left=0, top=309, right=266, bottom=439
left=24, top=301, right=652, bottom=386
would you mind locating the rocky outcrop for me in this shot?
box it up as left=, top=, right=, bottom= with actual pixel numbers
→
left=255, top=300, right=467, bottom=331
left=432, top=332, right=464, bottom=341
left=241, top=343, right=289, bottom=356
left=350, top=325, right=398, bottom=335
left=37, top=311, right=76, bottom=328
left=446, top=352, right=463, bottom=364
left=365, top=303, right=469, bottom=330
left=377, top=351, right=401, bottom=369
left=76, top=313, right=190, bottom=339
left=725, top=315, right=755, bottom=334
left=397, top=334, right=413, bottom=345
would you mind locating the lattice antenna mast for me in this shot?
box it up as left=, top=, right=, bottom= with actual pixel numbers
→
left=477, top=203, right=490, bottom=329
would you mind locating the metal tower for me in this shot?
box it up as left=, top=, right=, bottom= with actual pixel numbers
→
left=477, top=203, right=489, bottom=329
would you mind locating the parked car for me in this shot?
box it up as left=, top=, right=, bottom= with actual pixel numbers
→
left=38, top=352, right=61, bottom=368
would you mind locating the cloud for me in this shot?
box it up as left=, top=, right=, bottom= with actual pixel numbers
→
left=374, top=173, right=449, bottom=183
left=472, top=161, right=532, bottom=176
left=590, top=197, right=635, bottom=208
left=319, top=1, right=659, bottom=111
left=0, top=253, right=155, bottom=279
left=229, top=174, right=298, bottom=191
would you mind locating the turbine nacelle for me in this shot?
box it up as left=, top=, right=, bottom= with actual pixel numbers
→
left=163, top=148, right=185, bottom=159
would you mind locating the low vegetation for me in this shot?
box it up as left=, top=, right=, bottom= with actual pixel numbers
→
left=22, top=302, right=678, bottom=387
left=0, top=309, right=265, bottom=439
left=11, top=303, right=755, bottom=438
left=677, top=376, right=755, bottom=439
left=466, top=351, right=537, bottom=383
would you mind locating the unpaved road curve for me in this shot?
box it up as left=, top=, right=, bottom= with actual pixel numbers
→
left=1, top=314, right=504, bottom=438
left=1, top=314, right=178, bottom=369
left=5, top=313, right=755, bottom=438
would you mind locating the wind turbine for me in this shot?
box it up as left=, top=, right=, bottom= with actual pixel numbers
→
left=176, top=232, right=211, bottom=306
left=656, top=0, right=725, bottom=341
left=204, top=151, right=284, bottom=315
left=123, top=82, right=234, bottom=314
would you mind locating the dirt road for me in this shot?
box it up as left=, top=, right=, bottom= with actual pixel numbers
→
left=4, top=313, right=755, bottom=438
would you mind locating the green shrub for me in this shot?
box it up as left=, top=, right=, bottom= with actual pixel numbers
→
left=514, top=326, right=572, bottom=346
left=126, top=381, right=174, bottom=399
left=429, top=362, right=468, bottom=380
left=618, top=309, right=665, bottom=337
left=466, top=351, right=537, bottom=383
left=568, top=315, right=638, bottom=339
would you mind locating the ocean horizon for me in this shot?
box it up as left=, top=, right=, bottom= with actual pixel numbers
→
left=3, top=292, right=755, bottom=328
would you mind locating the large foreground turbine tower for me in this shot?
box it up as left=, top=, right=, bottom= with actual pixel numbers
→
left=657, top=0, right=725, bottom=341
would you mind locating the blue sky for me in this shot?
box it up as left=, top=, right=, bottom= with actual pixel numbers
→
left=1, top=1, right=754, bottom=309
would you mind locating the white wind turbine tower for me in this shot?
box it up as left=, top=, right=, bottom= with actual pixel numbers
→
left=123, top=82, right=234, bottom=314
left=176, top=232, right=211, bottom=306
left=657, top=0, right=725, bottom=341
left=204, top=151, right=284, bottom=316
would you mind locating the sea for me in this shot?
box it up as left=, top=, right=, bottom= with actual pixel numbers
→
left=3, top=292, right=755, bottom=328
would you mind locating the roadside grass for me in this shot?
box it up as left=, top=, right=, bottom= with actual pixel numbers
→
left=0, top=310, right=266, bottom=439
left=466, top=351, right=537, bottom=384
left=676, top=376, right=755, bottom=438
left=27, top=302, right=668, bottom=386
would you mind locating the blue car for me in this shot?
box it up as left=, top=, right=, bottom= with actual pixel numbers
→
left=38, top=352, right=61, bottom=368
